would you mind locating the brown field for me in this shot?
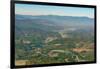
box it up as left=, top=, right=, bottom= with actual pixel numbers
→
left=15, top=60, right=28, bottom=66
left=72, top=48, right=93, bottom=53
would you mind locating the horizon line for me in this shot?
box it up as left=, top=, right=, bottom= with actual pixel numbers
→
left=15, top=13, right=94, bottom=19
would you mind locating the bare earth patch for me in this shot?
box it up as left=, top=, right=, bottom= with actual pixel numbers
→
left=15, top=60, right=28, bottom=66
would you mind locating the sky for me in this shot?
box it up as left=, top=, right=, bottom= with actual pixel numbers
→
left=15, top=3, right=94, bottom=18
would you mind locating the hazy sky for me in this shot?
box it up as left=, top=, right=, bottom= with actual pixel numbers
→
left=15, top=4, right=94, bottom=18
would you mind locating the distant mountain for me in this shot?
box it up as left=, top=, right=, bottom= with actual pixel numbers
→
left=15, top=14, right=94, bottom=35
left=16, top=14, right=94, bottom=26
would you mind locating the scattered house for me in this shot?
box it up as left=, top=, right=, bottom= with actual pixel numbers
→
left=35, top=48, right=42, bottom=54
left=22, top=40, right=31, bottom=44
left=45, top=36, right=57, bottom=43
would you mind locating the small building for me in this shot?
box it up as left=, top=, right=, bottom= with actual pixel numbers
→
left=22, top=40, right=31, bottom=44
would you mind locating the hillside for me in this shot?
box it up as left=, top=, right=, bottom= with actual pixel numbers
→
left=15, top=14, right=95, bottom=65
